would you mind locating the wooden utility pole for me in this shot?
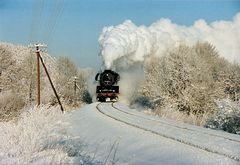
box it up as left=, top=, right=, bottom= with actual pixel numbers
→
left=73, top=76, right=78, bottom=95
left=29, top=43, right=47, bottom=106
left=36, top=45, right=41, bottom=106
left=29, top=43, right=64, bottom=112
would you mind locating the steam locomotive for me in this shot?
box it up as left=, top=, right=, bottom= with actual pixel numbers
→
left=95, top=70, right=120, bottom=102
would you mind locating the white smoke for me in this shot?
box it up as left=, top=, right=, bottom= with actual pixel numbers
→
left=98, top=13, right=240, bottom=103
left=99, top=13, right=240, bottom=69
left=117, top=64, right=144, bottom=104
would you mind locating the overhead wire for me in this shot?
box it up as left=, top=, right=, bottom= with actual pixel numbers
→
left=29, top=0, right=64, bottom=45
left=29, top=0, right=45, bottom=43
left=43, top=0, right=65, bottom=45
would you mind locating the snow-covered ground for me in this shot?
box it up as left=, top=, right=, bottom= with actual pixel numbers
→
left=66, top=102, right=240, bottom=165
left=0, top=106, right=96, bottom=164
left=1, top=102, right=239, bottom=164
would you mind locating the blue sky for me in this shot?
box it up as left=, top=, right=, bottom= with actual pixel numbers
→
left=0, top=0, right=239, bottom=69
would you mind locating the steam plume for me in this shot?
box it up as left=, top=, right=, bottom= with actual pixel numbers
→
left=97, top=13, right=240, bottom=103
left=99, top=13, right=240, bottom=70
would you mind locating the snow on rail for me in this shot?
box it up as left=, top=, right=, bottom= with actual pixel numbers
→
left=97, top=102, right=240, bottom=162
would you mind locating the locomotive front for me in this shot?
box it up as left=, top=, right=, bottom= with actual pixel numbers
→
left=95, top=70, right=120, bottom=102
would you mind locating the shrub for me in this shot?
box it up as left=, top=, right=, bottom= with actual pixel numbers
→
left=205, top=100, right=240, bottom=134
left=0, top=91, right=25, bottom=122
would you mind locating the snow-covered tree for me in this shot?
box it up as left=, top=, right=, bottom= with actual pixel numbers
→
left=139, top=42, right=240, bottom=126
left=0, top=43, right=89, bottom=121
left=54, top=56, right=89, bottom=106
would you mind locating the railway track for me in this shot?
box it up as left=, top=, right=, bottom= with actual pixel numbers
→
left=96, top=102, right=240, bottom=162
left=112, top=103, right=240, bottom=143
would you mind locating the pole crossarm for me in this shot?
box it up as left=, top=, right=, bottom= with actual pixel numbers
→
left=28, top=43, right=47, bottom=52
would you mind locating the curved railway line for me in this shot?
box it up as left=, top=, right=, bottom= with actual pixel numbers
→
left=96, top=102, right=240, bottom=162
left=112, top=103, right=240, bottom=143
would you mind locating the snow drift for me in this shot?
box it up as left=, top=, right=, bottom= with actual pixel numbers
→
left=98, top=13, right=240, bottom=102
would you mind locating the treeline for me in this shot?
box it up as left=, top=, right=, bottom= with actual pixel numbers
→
left=135, top=42, right=240, bottom=133
left=0, top=43, right=90, bottom=121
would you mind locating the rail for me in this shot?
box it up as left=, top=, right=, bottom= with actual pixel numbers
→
left=96, top=102, right=240, bottom=162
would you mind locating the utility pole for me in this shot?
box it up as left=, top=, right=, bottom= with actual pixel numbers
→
left=36, top=46, right=41, bottom=106
left=29, top=43, right=47, bottom=106
left=73, top=76, right=78, bottom=95
left=29, top=43, right=64, bottom=112
left=73, top=76, right=78, bottom=106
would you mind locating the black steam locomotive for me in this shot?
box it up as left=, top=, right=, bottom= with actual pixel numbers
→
left=95, top=70, right=120, bottom=102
